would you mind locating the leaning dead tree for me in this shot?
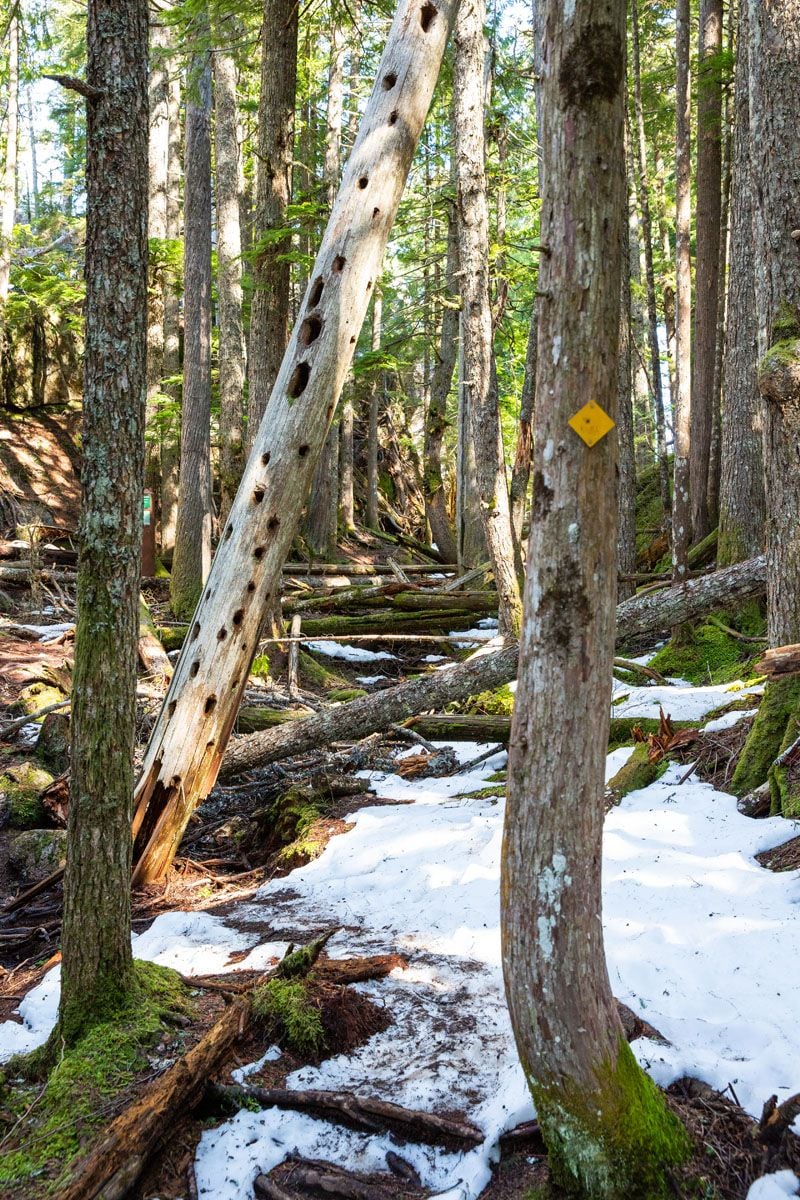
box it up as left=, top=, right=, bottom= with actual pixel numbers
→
left=131, top=0, right=460, bottom=886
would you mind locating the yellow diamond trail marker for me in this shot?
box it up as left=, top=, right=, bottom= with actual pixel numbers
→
left=567, top=400, right=615, bottom=447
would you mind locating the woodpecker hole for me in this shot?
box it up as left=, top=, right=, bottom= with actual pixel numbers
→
left=308, top=277, right=325, bottom=306
left=204, top=695, right=218, bottom=715
left=261, top=451, right=271, bottom=466
left=332, top=255, right=346, bottom=272
left=217, top=627, right=227, bottom=641
left=267, top=516, right=280, bottom=532
left=288, top=361, right=311, bottom=398
left=382, top=72, right=397, bottom=90
left=233, top=608, right=244, bottom=627
left=253, top=546, right=265, bottom=560
left=253, top=487, right=265, bottom=504
left=190, top=622, right=201, bottom=642
left=389, top=111, right=399, bottom=126
left=301, top=314, right=323, bottom=345
left=358, top=176, right=369, bottom=189
left=298, top=443, right=310, bottom=457
left=247, top=579, right=256, bottom=592
left=420, top=2, right=437, bottom=30
left=190, top=661, right=200, bottom=678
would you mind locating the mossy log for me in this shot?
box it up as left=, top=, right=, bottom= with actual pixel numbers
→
left=235, top=706, right=308, bottom=733
left=731, top=677, right=800, bottom=808
left=52, top=932, right=333, bottom=1200
left=300, top=608, right=485, bottom=637
left=137, top=597, right=172, bottom=678
left=407, top=713, right=511, bottom=741
left=606, top=745, right=664, bottom=803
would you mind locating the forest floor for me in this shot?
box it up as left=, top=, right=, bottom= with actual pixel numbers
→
left=0, top=580, right=799, bottom=1199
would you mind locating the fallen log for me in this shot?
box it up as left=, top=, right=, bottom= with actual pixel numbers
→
left=137, top=596, right=173, bottom=678
left=220, top=556, right=767, bottom=778
left=756, top=643, right=800, bottom=679
left=212, top=1083, right=484, bottom=1147
left=53, top=932, right=334, bottom=1200
left=408, top=713, right=511, bottom=742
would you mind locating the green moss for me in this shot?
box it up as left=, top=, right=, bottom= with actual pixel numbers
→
left=0, top=961, right=192, bottom=1193
left=530, top=1038, right=690, bottom=1199
left=327, top=687, right=367, bottom=702
left=0, top=762, right=53, bottom=828
left=157, top=624, right=188, bottom=651
left=606, top=745, right=668, bottom=804
left=13, top=682, right=66, bottom=717
left=459, top=784, right=505, bottom=800
left=634, top=461, right=670, bottom=560
left=298, top=649, right=348, bottom=691
left=732, top=677, right=800, bottom=800
left=464, top=685, right=515, bottom=717
left=251, top=978, right=324, bottom=1057
left=648, top=620, right=757, bottom=686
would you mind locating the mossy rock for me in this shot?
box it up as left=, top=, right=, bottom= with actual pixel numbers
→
left=261, top=784, right=329, bottom=869
left=35, top=711, right=70, bottom=772
left=252, top=977, right=325, bottom=1058
left=0, top=762, right=54, bottom=829
left=12, top=681, right=66, bottom=717
left=732, top=677, right=800, bottom=806
left=8, top=828, right=66, bottom=881
left=0, top=961, right=192, bottom=1194
left=606, top=745, right=667, bottom=804
left=647, top=619, right=759, bottom=686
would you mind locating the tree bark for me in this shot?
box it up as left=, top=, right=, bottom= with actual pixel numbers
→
left=0, top=9, right=18, bottom=309
left=508, top=302, right=535, bottom=568
left=338, top=30, right=363, bottom=532
left=247, top=0, right=299, bottom=442
left=453, top=0, right=521, bottom=637
left=159, top=67, right=182, bottom=557
left=213, top=23, right=246, bottom=525
left=690, top=0, right=723, bottom=543
left=747, top=0, right=800, bottom=649
left=501, top=0, right=689, bottom=1190
left=618, top=183, right=637, bottom=603
left=58, top=0, right=148, bottom=1043
left=630, top=0, right=670, bottom=523
left=673, top=0, right=693, bottom=578
left=170, top=52, right=213, bottom=618
left=146, top=13, right=169, bottom=532
left=365, top=286, right=384, bottom=529
left=305, top=19, right=346, bottom=557
left=718, top=0, right=765, bottom=567
left=423, top=179, right=459, bottom=564
left=130, top=0, right=462, bottom=885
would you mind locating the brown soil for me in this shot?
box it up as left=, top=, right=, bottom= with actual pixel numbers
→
left=0, top=408, right=81, bottom=535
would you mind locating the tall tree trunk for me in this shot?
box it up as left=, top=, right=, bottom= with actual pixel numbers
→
left=213, top=26, right=246, bottom=525
left=365, top=286, right=384, bottom=530
left=453, top=0, right=521, bottom=637
left=0, top=9, right=18, bottom=310
left=57, top=0, right=148, bottom=1044
left=160, top=69, right=182, bottom=556
left=247, top=0, right=299, bottom=443
left=146, top=13, right=169, bottom=532
left=130, top=0, right=461, bottom=885
left=630, top=0, right=670, bottom=523
left=673, top=0, right=693, bottom=579
left=718, top=0, right=765, bottom=566
left=170, top=53, right=213, bottom=618
left=502, top=1, right=690, bottom=1190
left=707, top=35, right=732, bottom=532
left=690, top=0, right=723, bottom=542
left=508, top=300, right=535, bottom=569
left=27, top=84, right=39, bottom=220
left=618, top=185, right=637, bottom=602
left=423, top=181, right=459, bottom=564
left=339, top=30, right=363, bottom=532
left=305, top=16, right=346, bottom=557
left=748, top=0, right=800, bottom=648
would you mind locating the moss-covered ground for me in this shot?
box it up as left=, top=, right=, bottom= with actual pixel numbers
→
left=0, top=961, right=193, bottom=1196
left=647, top=606, right=766, bottom=687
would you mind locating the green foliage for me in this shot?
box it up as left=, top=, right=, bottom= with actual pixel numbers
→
left=252, top=978, right=325, bottom=1057
left=732, top=677, right=800, bottom=803
left=0, top=962, right=192, bottom=1194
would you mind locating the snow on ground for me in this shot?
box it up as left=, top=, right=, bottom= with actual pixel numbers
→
left=1, top=675, right=798, bottom=1199
left=612, top=677, right=763, bottom=722
left=305, top=640, right=397, bottom=663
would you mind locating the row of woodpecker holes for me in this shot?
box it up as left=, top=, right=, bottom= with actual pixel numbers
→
left=168, top=5, right=440, bottom=739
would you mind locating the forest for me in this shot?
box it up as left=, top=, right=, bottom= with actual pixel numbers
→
left=0, top=0, right=799, bottom=1197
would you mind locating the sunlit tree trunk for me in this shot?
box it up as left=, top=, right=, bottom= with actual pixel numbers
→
left=170, top=52, right=213, bottom=617
left=502, top=0, right=690, bottom=1190
left=57, top=0, right=148, bottom=1043
left=0, top=9, right=19, bottom=311
left=453, top=0, right=521, bottom=636
left=366, top=285, right=383, bottom=530
left=146, top=13, right=169, bottom=534
left=213, top=24, right=246, bottom=524
left=131, top=0, right=461, bottom=884
left=305, top=15, right=345, bottom=556
left=339, top=28, right=363, bottom=532
left=718, top=0, right=765, bottom=566
left=248, top=0, right=299, bottom=442
left=690, top=0, right=723, bottom=541
left=673, top=0, right=693, bottom=578
left=160, top=69, right=182, bottom=556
